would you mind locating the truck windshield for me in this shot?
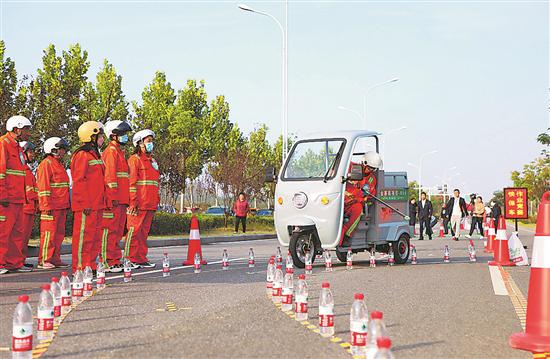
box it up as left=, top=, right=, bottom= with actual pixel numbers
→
left=283, top=139, right=345, bottom=180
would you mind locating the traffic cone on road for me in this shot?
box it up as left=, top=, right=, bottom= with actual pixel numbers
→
left=183, top=215, right=207, bottom=265
left=489, top=216, right=514, bottom=266
left=484, top=218, right=489, bottom=238
left=509, top=191, right=550, bottom=354
left=484, top=218, right=496, bottom=253
left=438, top=223, right=445, bottom=238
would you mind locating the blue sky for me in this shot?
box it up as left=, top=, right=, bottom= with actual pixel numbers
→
left=2, top=0, right=548, bottom=200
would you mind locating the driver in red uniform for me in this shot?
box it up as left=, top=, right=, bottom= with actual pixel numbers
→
left=340, top=151, right=382, bottom=245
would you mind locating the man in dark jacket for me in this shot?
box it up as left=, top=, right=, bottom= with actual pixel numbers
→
left=490, top=200, right=502, bottom=226
left=441, top=206, right=450, bottom=235
left=417, top=192, right=433, bottom=240
left=444, top=189, right=469, bottom=241
left=409, top=198, right=417, bottom=234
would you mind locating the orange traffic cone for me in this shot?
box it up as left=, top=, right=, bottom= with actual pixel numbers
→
left=183, top=215, right=207, bottom=265
left=438, top=223, right=445, bottom=238
left=489, top=216, right=514, bottom=266
left=484, top=218, right=495, bottom=253
left=509, top=191, right=550, bottom=354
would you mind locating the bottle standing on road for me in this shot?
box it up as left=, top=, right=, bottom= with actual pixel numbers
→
left=275, top=246, right=283, bottom=265
left=60, top=272, right=71, bottom=313
left=266, top=256, right=275, bottom=297
left=12, top=294, right=33, bottom=359
left=295, top=274, right=308, bottom=321
left=162, top=252, right=170, bottom=277
left=388, top=244, right=395, bottom=266
left=370, top=248, right=376, bottom=268
left=222, top=249, right=229, bottom=270
left=346, top=249, right=353, bottom=270
left=272, top=265, right=284, bottom=304
left=350, top=293, right=368, bottom=357
left=248, top=248, right=255, bottom=268
left=96, top=259, right=106, bottom=290
left=281, top=268, right=294, bottom=312
left=72, top=269, right=84, bottom=303
left=324, top=250, right=333, bottom=272
left=374, top=337, right=395, bottom=359
left=366, top=311, right=388, bottom=359
left=319, top=282, right=335, bottom=337
left=194, top=252, right=201, bottom=274
left=49, top=277, right=61, bottom=322
left=83, top=265, right=93, bottom=297
left=411, top=246, right=417, bottom=265
left=305, top=251, right=313, bottom=275
left=123, top=258, right=132, bottom=283
left=468, top=240, right=477, bottom=262
left=285, top=250, right=293, bottom=270
left=37, top=284, right=54, bottom=341
left=20, top=141, right=38, bottom=269
left=444, top=245, right=450, bottom=263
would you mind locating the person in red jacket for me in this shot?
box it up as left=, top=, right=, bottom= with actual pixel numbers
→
left=100, top=120, right=132, bottom=273
left=232, top=192, right=250, bottom=234
left=0, top=115, right=33, bottom=274
left=37, top=137, right=71, bottom=269
left=71, top=121, right=106, bottom=272
left=125, top=129, right=159, bottom=268
left=20, top=141, right=38, bottom=269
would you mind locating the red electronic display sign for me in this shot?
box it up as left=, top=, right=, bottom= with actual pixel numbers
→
left=504, top=188, right=529, bottom=219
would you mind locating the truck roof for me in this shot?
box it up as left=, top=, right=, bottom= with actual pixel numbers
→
left=298, top=130, right=381, bottom=141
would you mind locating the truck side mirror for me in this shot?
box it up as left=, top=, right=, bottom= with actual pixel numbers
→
left=265, top=167, right=277, bottom=183
left=348, top=164, right=363, bottom=181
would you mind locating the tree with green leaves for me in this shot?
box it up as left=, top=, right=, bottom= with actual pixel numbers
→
left=0, top=40, right=18, bottom=128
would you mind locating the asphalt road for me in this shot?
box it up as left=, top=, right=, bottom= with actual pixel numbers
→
left=0, top=225, right=536, bottom=359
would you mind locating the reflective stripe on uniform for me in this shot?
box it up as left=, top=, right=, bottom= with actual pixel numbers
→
left=40, top=214, right=54, bottom=221
left=78, top=213, right=86, bottom=268
left=0, top=215, right=6, bottom=221
left=345, top=215, right=362, bottom=237
left=50, top=182, right=70, bottom=188
left=136, top=180, right=158, bottom=186
left=41, top=231, right=51, bottom=265
left=103, top=212, right=114, bottom=219
left=101, top=228, right=109, bottom=267
left=0, top=173, right=5, bottom=179
left=38, top=191, right=51, bottom=197
left=88, top=160, right=104, bottom=166
left=6, top=169, right=26, bottom=176
left=129, top=187, right=137, bottom=193
left=116, top=172, right=129, bottom=178
left=107, top=182, right=118, bottom=189
left=124, top=227, right=135, bottom=258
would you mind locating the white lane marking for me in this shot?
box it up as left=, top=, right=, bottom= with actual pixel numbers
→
left=489, top=265, right=508, bottom=296
left=105, top=257, right=248, bottom=281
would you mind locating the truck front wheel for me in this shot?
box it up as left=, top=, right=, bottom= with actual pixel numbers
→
left=393, top=233, right=410, bottom=264
left=289, top=231, right=317, bottom=269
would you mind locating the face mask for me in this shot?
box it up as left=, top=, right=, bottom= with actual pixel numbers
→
left=145, top=142, right=154, bottom=153
left=119, top=134, right=129, bottom=144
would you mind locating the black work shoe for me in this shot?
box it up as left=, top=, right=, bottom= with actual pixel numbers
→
left=23, top=263, right=34, bottom=268
left=418, top=237, right=424, bottom=241
left=12, top=266, right=32, bottom=273
left=138, top=262, right=156, bottom=268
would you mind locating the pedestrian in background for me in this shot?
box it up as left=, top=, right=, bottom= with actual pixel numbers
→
left=233, top=192, right=250, bottom=234
left=467, top=196, right=484, bottom=239
left=440, top=205, right=450, bottom=235
left=417, top=192, right=433, bottom=240
left=409, top=198, right=417, bottom=234
left=444, top=189, right=468, bottom=241
left=20, top=141, right=38, bottom=269
left=490, top=200, right=501, bottom=226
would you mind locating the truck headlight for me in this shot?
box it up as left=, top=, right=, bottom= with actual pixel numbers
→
left=292, top=192, right=308, bottom=209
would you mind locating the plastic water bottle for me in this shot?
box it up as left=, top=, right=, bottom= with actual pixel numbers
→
left=272, top=265, right=283, bottom=304
left=305, top=251, right=313, bottom=275
left=346, top=249, right=353, bottom=270
left=96, top=260, right=106, bottom=290
left=411, top=246, right=417, bottom=265
left=294, top=274, right=308, bottom=321
left=444, top=245, right=450, bottom=263
left=248, top=248, right=255, bottom=268
left=222, top=249, right=229, bottom=270
left=60, top=272, right=71, bottom=314
left=285, top=250, right=293, bottom=270
left=374, top=337, right=395, bottom=359
left=83, top=266, right=93, bottom=296
left=366, top=311, right=388, bottom=359
left=194, top=252, right=202, bottom=274
left=37, top=284, right=54, bottom=341
left=388, top=244, right=395, bottom=266
left=350, top=293, right=368, bottom=357
left=318, top=282, right=334, bottom=337
left=72, top=269, right=84, bottom=303
left=281, top=268, right=294, bottom=312
left=276, top=246, right=283, bottom=265
left=49, top=277, right=61, bottom=322
left=266, top=256, right=275, bottom=297
left=324, top=250, right=332, bottom=272
left=12, top=295, right=33, bottom=359
left=162, top=252, right=170, bottom=277
left=468, top=240, right=477, bottom=262
left=123, top=258, right=132, bottom=283
left=370, top=248, right=376, bottom=268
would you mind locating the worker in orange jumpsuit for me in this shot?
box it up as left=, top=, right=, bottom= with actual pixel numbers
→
left=125, top=129, right=159, bottom=268
left=100, top=120, right=132, bottom=273
left=37, top=137, right=71, bottom=269
left=71, top=122, right=106, bottom=272
left=339, top=151, right=381, bottom=245
left=0, top=115, right=33, bottom=274
left=20, top=141, right=38, bottom=269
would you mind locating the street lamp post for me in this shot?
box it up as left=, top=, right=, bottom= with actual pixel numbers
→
left=239, top=2, right=288, bottom=162
left=408, top=149, right=438, bottom=199
left=380, top=126, right=407, bottom=157
left=363, top=77, right=399, bottom=127
left=337, top=105, right=363, bottom=123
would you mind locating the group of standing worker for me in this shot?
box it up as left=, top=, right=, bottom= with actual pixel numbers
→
left=0, top=115, right=160, bottom=275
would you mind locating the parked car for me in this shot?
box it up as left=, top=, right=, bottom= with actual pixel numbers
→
left=256, top=209, right=274, bottom=216
left=204, top=206, right=228, bottom=216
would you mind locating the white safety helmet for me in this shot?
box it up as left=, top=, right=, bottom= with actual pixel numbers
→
left=132, top=129, right=155, bottom=147
left=44, top=137, right=70, bottom=154
left=363, top=151, right=383, bottom=169
left=6, top=115, right=32, bottom=131
left=104, top=120, right=132, bottom=138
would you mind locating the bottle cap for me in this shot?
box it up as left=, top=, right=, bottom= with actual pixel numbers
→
left=61, top=271, right=68, bottom=276
left=298, top=274, right=305, bottom=280
left=269, top=258, right=275, bottom=264
left=276, top=265, right=282, bottom=269
left=376, top=337, right=392, bottom=349
left=371, top=310, right=383, bottom=320
left=322, top=282, right=330, bottom=288
left=51, top=277, right=59, bottom=283
left=286, top=268, right=293, bottom=274
left=42, top=284, right=51, bottom=291
left=18, top=295, right=29, bottom=303
left=354, top=293, right=364, bottom=300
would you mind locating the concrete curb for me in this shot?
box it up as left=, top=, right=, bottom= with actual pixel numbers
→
left=26, top=233, right=277, bottom=258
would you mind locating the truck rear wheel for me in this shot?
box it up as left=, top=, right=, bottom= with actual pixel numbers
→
left=290, top=231, right=317, bottom=269
left=335, top=249, right=348, bottom=263
left=393, top=233, right=410, bottom=264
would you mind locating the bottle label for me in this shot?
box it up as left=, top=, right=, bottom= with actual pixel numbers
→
left=97, top=276, right=105, bottom=285
left=72, top=283, right=83, bottom=297
left=350, top=321, right=367, bottom=346
left=163, top=266, right=170, bottom=273
left=12, top=324, right=32, bottom=352
left=325, top=261, right=332, bottom=268
left=84, top=282, right=93, bottom=291
left=347, top=260, right=353, bottom=267
left=305, top=263, right=312, bottom=271
left=272, top=286, right=282, bottom=297
left=266, top=281, right=273, bottom=289
left=319, top=306, right=334, bottom=327
left=295, top=301, right=308, bottom=313
left=37, top=309, right=54, bottom=331
left=124, top=270, right=131, bottom=278
left=248, top=259, right=254, bottom=265
left=53, top=297, right=61, bottom=316
left=194, top=263, right=200, bottom=270
left=282, top=288, right=293, bottom=305
left=222, top=261, right=229, bottom=267
left=62, top=293, right=72, bottom=306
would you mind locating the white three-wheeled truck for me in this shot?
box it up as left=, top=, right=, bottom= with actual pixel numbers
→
left=265, top=130, right=411, bottom=268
